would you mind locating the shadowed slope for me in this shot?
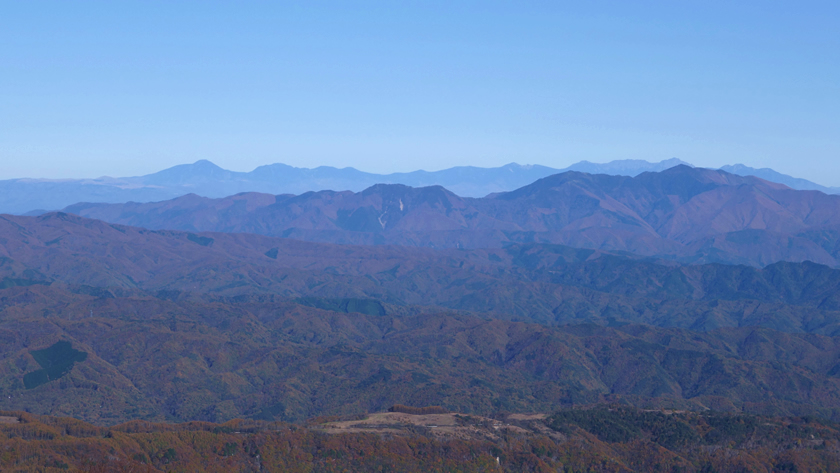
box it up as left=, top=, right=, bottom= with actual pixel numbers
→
left=5, top=213, right=840, bottom=334
left=6, top=284, right=840, bottom=424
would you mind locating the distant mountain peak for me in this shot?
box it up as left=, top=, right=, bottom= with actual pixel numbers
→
left=4, top=158, right=839, bottom=216
left=658, top=163, right=694, bottom=172
left=723, top=163, right=759, bottom=173
left=657, top=164, right=720, bottom=178
left=61, top=163, right=840, bottom=268
left=566, top=158, right=693, bottom=176
left=170, top=159, right=225, bottom=172
left=141, top=159, right=235, bottom=186
left=720, top=164, right=840, bottom=194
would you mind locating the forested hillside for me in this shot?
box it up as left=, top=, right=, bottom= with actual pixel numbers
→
left=3, top=406, right=840, bottom=472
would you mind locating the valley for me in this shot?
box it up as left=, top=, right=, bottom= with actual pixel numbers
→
left=4, top=167, right=840, bottom=471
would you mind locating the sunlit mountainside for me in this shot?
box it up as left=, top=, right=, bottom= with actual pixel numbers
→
left=5, top=166, right=840, bottom=471
left=6, top=0, right=839, bottom=469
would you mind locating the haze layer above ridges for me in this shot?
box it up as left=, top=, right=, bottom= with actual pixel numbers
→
left=6, top=158, right=839, bottom=215
left=63, top=165, right=840, bottom=268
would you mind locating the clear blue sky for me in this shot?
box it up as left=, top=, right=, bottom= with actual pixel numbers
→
left=2, top=1, right=839, bottom=184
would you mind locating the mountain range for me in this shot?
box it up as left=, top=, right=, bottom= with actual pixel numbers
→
left=7, top=210, right=840, bottom=334
left=64, top=165, right=840, bottom=267
left=5, top=157, right=838, bottom=215
left=7, top=212, right=840, bottom=425
left=7, top=157, right=840, bottom=473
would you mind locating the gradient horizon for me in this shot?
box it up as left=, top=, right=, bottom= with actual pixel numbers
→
left=2, top=1, right=839, bottom=185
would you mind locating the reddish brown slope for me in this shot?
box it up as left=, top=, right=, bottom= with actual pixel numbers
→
left=7, top=213, right=840, bottom=334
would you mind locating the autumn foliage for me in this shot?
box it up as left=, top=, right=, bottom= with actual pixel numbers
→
left=3, top=406, right=840, bottom=472
left=388, top=405, right=449, bottom=415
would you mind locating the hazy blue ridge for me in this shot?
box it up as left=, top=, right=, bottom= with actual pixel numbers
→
left=2, top=158, right=837, bottom=215
left=720, top=164, right=840, bottom=194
